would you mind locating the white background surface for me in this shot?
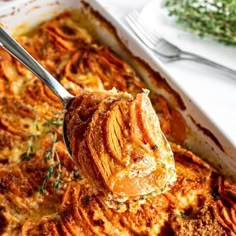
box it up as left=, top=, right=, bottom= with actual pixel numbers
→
left=100, top=0, right=236, bottom=146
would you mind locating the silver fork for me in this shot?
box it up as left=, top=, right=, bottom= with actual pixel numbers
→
left=126, top=10, right=236, bottom=77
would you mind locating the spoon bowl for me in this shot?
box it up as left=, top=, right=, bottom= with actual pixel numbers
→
left=0, top=26, right=74, bottom=157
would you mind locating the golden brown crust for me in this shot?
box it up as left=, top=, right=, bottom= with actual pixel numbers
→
left=19, top=146, right=235, bottom=235
left=65, top=90, right=176, bottom=200
left=0, top=10, right=235, bottom=235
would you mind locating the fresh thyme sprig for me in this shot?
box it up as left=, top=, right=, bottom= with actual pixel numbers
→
left=39, top=111, right=64, bottom=194
left=165, top=0, right=236, bottom=45
left=39, top=132, right=63, bottom=194
left=17, top=104, right=64, bottom=194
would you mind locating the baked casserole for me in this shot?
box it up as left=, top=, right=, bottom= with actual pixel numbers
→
left=0, top=10, right=236, bottom=236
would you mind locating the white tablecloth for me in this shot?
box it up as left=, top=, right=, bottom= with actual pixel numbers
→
left=100, top=0, right=236, bottom=146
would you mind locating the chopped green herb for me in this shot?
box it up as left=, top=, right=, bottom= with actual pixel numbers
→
left=43, top=118, right=63, bottom=128
left=21, top=152, right=34, bottom=161
left=39, top=185, right=45, bottom=194
left=53, top=178, right=61, bottom=189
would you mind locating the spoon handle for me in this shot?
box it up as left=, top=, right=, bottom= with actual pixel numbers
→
left=0, top=27, right=73, bottom=106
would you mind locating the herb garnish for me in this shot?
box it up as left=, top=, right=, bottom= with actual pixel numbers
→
left=165, top=0, right=236, bottom=45
left=39, top=132, right=62, bottom=194
left=21, top=107, right=64, bottom=194
left=39, top=113, right=64, bottom=194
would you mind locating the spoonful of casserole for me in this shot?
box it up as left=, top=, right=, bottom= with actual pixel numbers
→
left=0, top=26, right=176, bottom=201
left=65, top=89, right=176, bottom=200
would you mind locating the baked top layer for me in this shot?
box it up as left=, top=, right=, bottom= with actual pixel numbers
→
left=0, top=11, right=235, bottom=235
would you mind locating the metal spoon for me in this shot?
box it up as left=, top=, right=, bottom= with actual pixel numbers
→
left=0, top=26, right=74, bottom=157
left=0, top=27, right=177, bottom=199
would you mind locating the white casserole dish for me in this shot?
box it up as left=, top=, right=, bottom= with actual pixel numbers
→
left=0, top=0, right=235, bottom=179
